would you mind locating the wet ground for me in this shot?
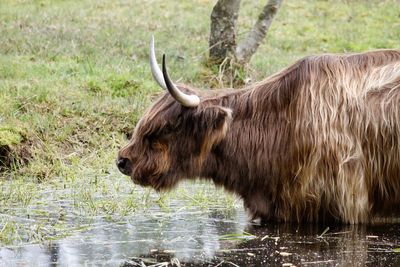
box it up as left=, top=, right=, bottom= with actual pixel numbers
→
left=1, top=183, right=400, bottom=267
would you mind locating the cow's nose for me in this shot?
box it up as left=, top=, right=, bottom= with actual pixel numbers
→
left=116, top=157, right=132, bottom=176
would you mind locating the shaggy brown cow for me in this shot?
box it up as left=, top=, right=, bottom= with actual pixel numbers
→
left=117, top=37, right=400, bottom=223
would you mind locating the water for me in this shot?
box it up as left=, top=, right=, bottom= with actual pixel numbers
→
left=0, top=205, right=247, bottom=266
left=1, top=183, right=400, bottom=267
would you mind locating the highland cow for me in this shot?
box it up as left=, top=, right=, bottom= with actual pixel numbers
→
left=117, top=36, right=400, bottom=223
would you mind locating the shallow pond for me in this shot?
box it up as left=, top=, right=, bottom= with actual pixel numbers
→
left=1, top=181, right=400, bottom=267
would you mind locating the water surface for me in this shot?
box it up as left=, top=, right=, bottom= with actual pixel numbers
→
left=1, top=182, right=400, bottom=267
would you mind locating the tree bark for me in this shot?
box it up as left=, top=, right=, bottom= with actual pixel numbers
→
left=209, top=0, right=241, bottom=64
left=236, top=0, right=282, bottom=63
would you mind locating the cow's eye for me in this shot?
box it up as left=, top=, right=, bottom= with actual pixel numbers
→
left=151, top=140, right=168, bottom=151
left=150, top=140, right=158, bottom=149
left=145, top=136, right=159, bottom=149
left=146, top=137, right=156, bottom=149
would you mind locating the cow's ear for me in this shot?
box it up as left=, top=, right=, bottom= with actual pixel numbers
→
left=195, top=105, right=232, bottom=157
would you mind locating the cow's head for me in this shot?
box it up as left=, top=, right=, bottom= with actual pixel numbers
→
left=117, top=36, right=232, bottom=191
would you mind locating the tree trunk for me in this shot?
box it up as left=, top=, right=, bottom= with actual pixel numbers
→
left=209, top=0, right=241, bottom=64
left=236, top=0, right=283, bottom=63
left=208, top=0, right=282, bottom=87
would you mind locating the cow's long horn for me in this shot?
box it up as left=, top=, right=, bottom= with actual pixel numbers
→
left=162, top=55, right=200, bottom=108
left=150, top=35, right=167, bottom=89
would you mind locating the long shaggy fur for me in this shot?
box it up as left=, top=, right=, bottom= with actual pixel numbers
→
left=119, top=49, right=400, bottom=223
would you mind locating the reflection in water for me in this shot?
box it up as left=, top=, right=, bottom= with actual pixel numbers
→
left=220, top=223, right=400, bottom=266
left=1, top=201, right=400, bottom=266
left=0, top=205, right=247, bottom=266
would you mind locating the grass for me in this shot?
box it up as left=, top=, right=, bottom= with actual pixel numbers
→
left=0, top=0, right=398, bottom=246
left=219, top=231, right=257, bottom=241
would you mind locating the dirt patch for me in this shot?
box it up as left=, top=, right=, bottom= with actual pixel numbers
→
left=0, top=144, right=31, bottom=172
left=0, top=145, right=11, bottom=170
left=0, top=127, right=31, bottom=172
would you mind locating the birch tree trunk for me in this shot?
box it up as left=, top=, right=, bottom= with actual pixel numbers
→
left=236, top=0, right=282, bottom=63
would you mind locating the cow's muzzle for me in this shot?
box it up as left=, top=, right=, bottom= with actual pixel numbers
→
left=116, top=157, right=132, bottom=176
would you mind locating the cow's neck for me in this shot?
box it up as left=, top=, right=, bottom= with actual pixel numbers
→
left=199, top=88, right=293, bottom=197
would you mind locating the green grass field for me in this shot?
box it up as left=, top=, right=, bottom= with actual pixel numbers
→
left=0, top=0, right=399, bottom=244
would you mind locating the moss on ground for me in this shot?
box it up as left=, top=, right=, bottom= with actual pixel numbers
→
left=0, top=126, right=24, bottom=147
